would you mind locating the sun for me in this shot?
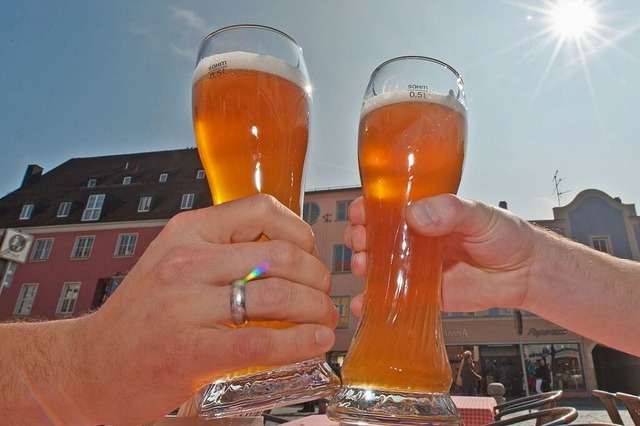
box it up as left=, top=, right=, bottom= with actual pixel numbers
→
left=549, top=0, right=598, bottom=40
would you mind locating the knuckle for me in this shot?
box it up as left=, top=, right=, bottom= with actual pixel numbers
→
left=155, top=248, right=193, bottom=285
left=251, top=193, right=281, bottom=215
left=163, top=210, right=193, bottom=235
left=266, top=240, right=301, bottom=269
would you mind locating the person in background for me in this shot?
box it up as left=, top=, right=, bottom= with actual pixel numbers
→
left=344, top=194, right=640, bottom=358
left=460, top=350, right=483, bottom=396
left=534, top=360, right=544, bottom=394
left=0, top=195, right=338, bottom=425
left=539, top=358, right=552, bottom=392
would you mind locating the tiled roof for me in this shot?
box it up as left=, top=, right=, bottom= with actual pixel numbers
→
left=0, top=148, right=212, bottom=228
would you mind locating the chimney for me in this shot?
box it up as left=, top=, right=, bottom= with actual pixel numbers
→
left=498, top=201, right=508, bottom=210
left=21, top=164, right=44, bottom=188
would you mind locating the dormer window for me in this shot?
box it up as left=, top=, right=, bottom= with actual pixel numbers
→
left=159, top=173, right=168, bottom=183
left=122, top=176, right=132, bottom=185
left=181, top=194, right=195, bottom=210
left=57, top=202, right=72, bottom=217
left=138, top=196, right=152, bottom=212
left=81, top=194, right=105, bottom=221
left=196, top=170, right=205, bottom=179
left=19, top=204, right=34, bottom=220
left=87, top=179, right=97, bottom=188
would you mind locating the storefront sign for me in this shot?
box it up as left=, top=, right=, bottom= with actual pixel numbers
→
left=527, top=327, right=568, bottom=337
left=444, top=329, right=469, bottom=338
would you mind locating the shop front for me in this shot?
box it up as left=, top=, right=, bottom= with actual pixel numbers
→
left=443, top=315, right=593, bottom=398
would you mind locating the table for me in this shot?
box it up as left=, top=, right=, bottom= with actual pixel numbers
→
left=281, top=396, right=497, bottom=426
left=452, top=395, right=497, bottom=426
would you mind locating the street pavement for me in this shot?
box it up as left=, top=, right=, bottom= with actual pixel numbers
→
left=559, top=397, right=633, bottom=424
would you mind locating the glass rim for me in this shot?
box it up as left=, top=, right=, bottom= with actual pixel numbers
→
left=197, top=24, right=301, bottom=56
left=372, top=55, right=464, bottom=83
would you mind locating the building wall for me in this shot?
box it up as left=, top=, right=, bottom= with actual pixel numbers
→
left=305, top=188, right=364, bottom=352
left=552, top=189, right=640, bottom=261
left=568, top=197, right=632, bottom=259
left=1, top=222, right=165, bottom=319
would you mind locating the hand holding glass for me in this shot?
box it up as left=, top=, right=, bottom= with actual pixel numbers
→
left=328, top=56, right=467, bottom=425
left=191, top=24, right=339, bottom=418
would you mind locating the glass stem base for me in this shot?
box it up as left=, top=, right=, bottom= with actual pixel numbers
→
left=327, top=385, right=461, bottom=426
left=198, top=356, right=340, bottom=418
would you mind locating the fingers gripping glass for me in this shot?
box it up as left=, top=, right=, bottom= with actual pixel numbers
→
left=327, top=56, right=468, bottom=426
left=191, top=24, right=339, bottom=418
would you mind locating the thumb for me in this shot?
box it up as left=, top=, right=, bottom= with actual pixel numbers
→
left=405, top=194, right=492, bottom=238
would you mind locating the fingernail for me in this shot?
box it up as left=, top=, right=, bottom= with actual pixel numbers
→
left=411, top=201, right=436, bottom=226
left=315, top=327, right=334, bottom=347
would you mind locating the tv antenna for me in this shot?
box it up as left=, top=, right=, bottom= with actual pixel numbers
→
left=552, top=170, right=571, bottom=207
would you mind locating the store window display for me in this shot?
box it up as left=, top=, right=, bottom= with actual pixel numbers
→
left=523, top=344, right=585, bottom=391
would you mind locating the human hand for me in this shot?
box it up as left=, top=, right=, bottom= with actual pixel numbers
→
left=344, top=194, right=537, bottom=314
left=72, top=195, right=337, bottom=424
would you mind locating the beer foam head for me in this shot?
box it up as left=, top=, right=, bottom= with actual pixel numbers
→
left=361, top=90, right=467, bottom=118
left=193, top=51, right=310, bottom=93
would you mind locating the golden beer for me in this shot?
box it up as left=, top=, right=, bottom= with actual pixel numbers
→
left=341, top=92, right=466, bottom=392
left=193, top=51, right=310, bottom=213
left=193, top=30, right=338, bottom=418
left=192, top=52, right=309, bottom=377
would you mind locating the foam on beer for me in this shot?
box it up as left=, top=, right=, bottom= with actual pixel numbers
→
left=361, top=90, right=466, bottom=119
left=193, top=51, right=310, bottom=93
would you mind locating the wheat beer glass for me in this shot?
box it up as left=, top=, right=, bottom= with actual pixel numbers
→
left=192, top=24, right=339, bottom=418
left=327, top=57, right=467, bottom=425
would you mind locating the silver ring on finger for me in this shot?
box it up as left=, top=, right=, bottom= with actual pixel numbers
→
left=230, top=280, right=248, bottom=326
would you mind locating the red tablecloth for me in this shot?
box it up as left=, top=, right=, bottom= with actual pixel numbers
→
left=452, top=396, right=497, bottom=426
left=280, top=396, right=496, bottom=426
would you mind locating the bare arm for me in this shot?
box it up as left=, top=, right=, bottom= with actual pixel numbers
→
left=0, top=195, right=337, bottom=424
left=345, top=194, right=640, bottom=356
left=528, top=225, right=640, bottom=355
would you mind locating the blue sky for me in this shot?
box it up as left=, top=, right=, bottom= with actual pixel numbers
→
left=1, top=0, right=639, bottom=219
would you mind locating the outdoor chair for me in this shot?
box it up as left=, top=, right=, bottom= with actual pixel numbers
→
left=616, top=392, right=640, bottom=426
left=592, top=389, right=624, bottom=425
left=487, top=407, right=578, bottom=426
left=571, top=424, right=624, bottom=426
left=494, top=390, right=564, bottom=424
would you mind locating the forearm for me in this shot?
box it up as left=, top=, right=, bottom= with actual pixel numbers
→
left=525, top=226, right=640, bottom=356
left=0, top=318, right=94, bottom=424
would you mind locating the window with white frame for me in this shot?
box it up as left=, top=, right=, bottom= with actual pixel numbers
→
left=159, top=173, right=168, bottom=182
left=57, top=201, right=72, bottom=217
left=303, top=201, right=321, bottom=225
left=114, top=234, right=137, bottom=257
left=14, top=283, right=38, bottom=316
left=196, top=169, right=205, bottom=179
left=19, top=204, right=34, bottom=220
left=138, top=196, right=152, bottom=212
left=87, top=178, right=97, bottom=187
left=335, top=200, right=353, bottom=221
left=71, top=236, right=94, bottom=259
left=122, top=176, right=132, bottom=185
left=30, top=238, right=54, bottom=261
left=332, top=244, right=352, bottom=273
left=591, top=236, right=611, bottom=254
left=331, top=295, right=351, bottom=329
left=181, top=193, right=195, bottom=210
left=57, top=282, right=80, bottom=315
left=81, top=194, right=105, bottom=221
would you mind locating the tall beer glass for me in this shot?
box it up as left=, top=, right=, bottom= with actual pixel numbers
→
left=327, top=57, right=467, bottom=425
left=192, top=24, right=339, bottom=418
